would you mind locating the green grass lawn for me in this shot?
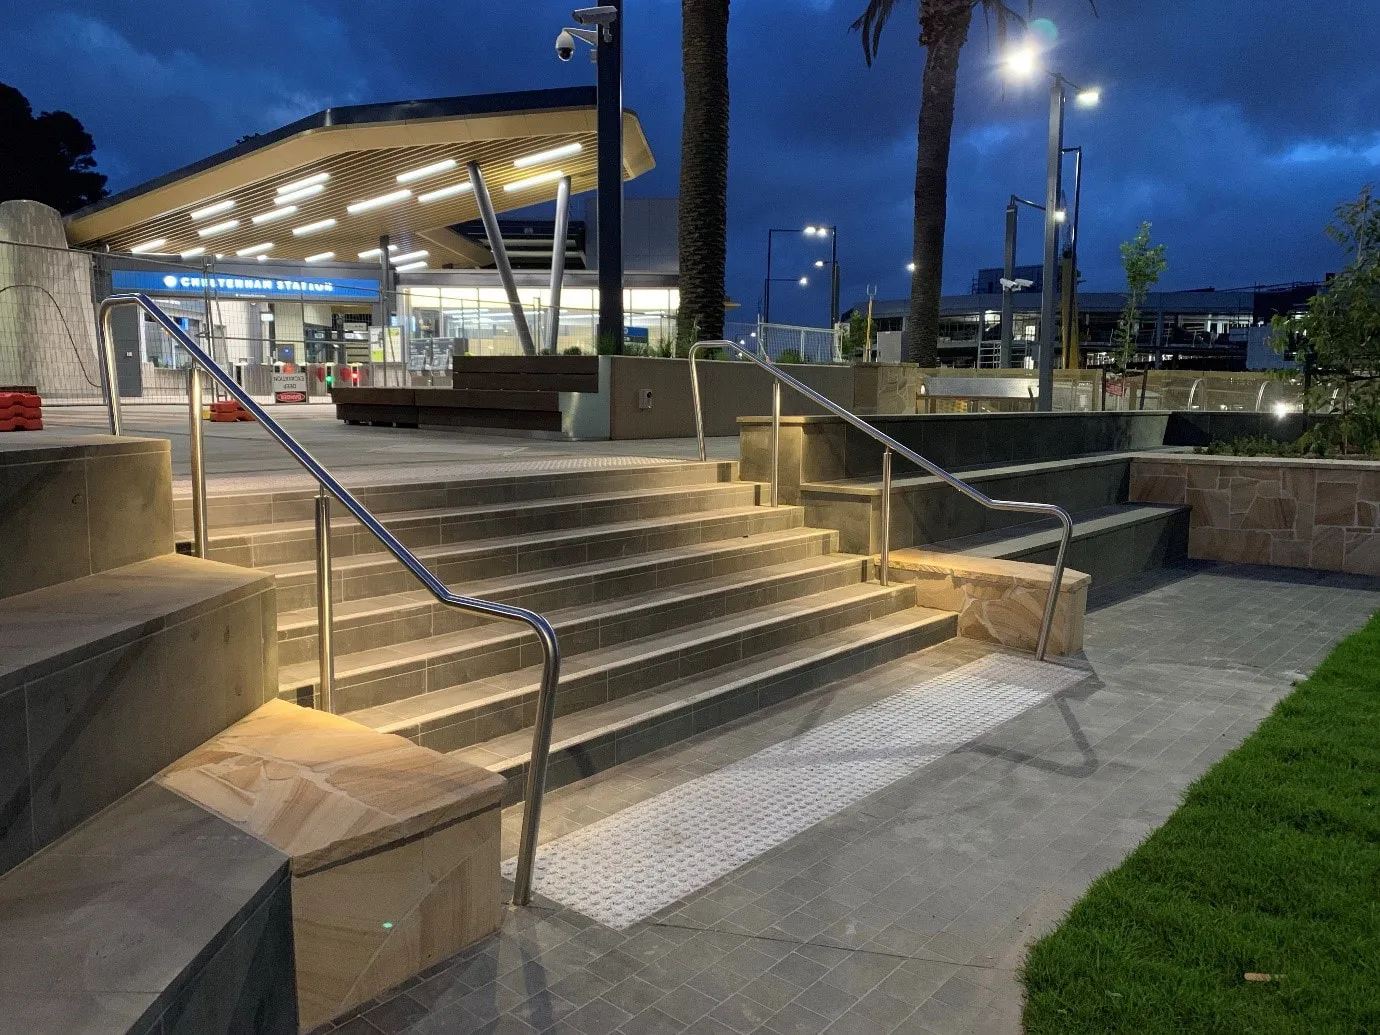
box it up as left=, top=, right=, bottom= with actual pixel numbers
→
left=1022, top=612, right=1380, bottom=1034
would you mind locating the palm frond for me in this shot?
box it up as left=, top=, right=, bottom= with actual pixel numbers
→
left=850, top=0, right=907, bottom=67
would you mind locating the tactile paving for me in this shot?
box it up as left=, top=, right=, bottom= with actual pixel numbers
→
left=502, top=653, right=1087, bottom=928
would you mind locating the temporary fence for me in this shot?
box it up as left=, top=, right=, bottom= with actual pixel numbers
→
left=723, top=318, right=844, bottom=365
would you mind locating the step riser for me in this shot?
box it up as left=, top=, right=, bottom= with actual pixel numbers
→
left=1007, top=509, right=1190, bottom=586
left=210, top=483, right=762, bottom=568
left=375, top=587, right=916, bottom=753
left=290, top=559, right=872, bottom=707
left=278, top=531, right=840, bottom=665
left=486, top=614, right=957, bottom=806
left=177, top=461, right=740, bottom=535
left=274, top=508, right=806, bottom=612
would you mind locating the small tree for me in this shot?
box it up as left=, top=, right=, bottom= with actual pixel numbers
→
left=1112, top=222, right=1168, bottom=373
left=843, top=309, right=870, bottom=358
left=1273, top=185, right=1380, bottom=455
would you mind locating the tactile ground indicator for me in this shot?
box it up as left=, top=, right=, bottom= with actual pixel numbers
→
left=503, top=654, right=1088, bottom=928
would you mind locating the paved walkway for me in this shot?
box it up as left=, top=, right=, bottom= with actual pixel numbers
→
left=315, top=562, right=1380, bottom=1035
left=41, top=406, right=740, bottom=492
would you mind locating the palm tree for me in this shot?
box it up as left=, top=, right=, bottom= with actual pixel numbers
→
left=852, top=1, right=1030, bottom=366
left=678, top=0, right=731, bottom=348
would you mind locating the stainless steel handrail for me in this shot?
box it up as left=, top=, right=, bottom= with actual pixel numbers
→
left=688, top=340, right=1074, bottom=661
left=96, top=292, right=560, bottom=907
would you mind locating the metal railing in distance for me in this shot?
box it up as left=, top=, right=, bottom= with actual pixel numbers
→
left=96, top=292, right=560, bottom=907
left=688, top=340, right=1074, bottom=661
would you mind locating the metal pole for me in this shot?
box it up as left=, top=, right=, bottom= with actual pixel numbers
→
left=829, top=227, right=840, bottom=328
left=512, top=619, right=562, bottom=907
left=689, top=347, right=707, bottom=461
left=879, top=448, right=892, bottom=586
left=545, top=175, right=573, bottom=355
left=467, top=161, right=536, bottom=355
left=187, top=365, right=209, bottom=559
left=315, top=485, right=335, bottom=713
left=770, top=379, right=781, bottom=507
left=378, top=235, right=392, bottom=383
left=98, top=307, right=123, bottom=436
left=1037, top=77, right=1066, bottom=411
left=763, top=231, right=774, bottom=325
left=596, top=0, right=625, bottom=353
left=1000, top=200, right=1016, bottom=368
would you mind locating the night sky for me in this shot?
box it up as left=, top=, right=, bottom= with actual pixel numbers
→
left=5, top=1, right=1380, bottom=326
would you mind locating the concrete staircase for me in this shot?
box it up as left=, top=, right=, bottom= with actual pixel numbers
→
left=192, top=461, right=958, bottom=801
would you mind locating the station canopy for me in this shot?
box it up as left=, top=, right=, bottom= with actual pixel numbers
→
left=64, top=87, right=654, bottom=269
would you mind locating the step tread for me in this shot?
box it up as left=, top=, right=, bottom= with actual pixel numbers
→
left=453, top=607, right=956, bottom=771
left=262, top=504, right=794, bottom=580
left=211, top=481, right=758, bottom=542
left=344, top=581, right=911, bottom=731
left=928, top=502, right=1189, bottom=558
left=277, top=553, right=867, bottom=686
left=276, top=526, right=840, bottom=632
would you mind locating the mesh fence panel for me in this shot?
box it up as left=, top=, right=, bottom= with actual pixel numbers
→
left=0, top=238, right=104, bottom=401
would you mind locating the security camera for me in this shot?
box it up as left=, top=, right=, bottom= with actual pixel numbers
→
left=572, top=6, right=618, bottom=27
left=555, top=29, right=577, bottom=61
left=1000, top=277, right=1035, bottom=292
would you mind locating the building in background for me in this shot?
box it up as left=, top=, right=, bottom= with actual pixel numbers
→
left=847, top=276, right=1320, bottom=371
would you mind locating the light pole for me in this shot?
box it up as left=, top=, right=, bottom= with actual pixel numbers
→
left=1005, top=44, right=1098, bottom=409
left=556, top=4, right=624, bottom=351
left=764, top=225, right=837, bottom=325
left=999, top=195, right=1044, bottom=368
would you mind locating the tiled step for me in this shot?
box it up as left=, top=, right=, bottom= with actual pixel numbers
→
left=176, top=459, right=739, bottom=537
left=279, top=554, right=870, bottom=705
left=342, top=581, right=919, bottom=754
left=207, top=481, right=763, bottom=568
left=276, top=527, right=842, bottom=666
left=454, top=607, right=959, bottom=804
left=265, top=505, right=806, bottom=612
left=929, top=502, right=1191, bottom=587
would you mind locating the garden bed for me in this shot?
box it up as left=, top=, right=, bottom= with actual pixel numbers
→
left=1022, top=611, right=1380, bottom=1033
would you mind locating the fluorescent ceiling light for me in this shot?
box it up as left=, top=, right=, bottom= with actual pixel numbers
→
left=391, top=249, right=429, bottom=264
left=514, top=142, right=582, bottom=168
left=397, top=158, right=457, bottom=183
left=292, top=218, right=337, bottom=236
left=504, top=170, right=564, bottom=193
left=180, top=246, right=205, bottom=258
left=252, top=205, right=297, bottom=225
left=197, top=219, right=239, bottom=238
left=275, top=184, right=325, bottom=205
left=347, top=189, right=411, bottom=214
left=417, top=182, right=473, bottom=204
left=277, top=172, right=329, bottom=194
left=129, top=238, right=168, bottom=254
left=358, top=245, right=400, bottom=259
left=395, top=261, right=428, bottom=272
left=236, top=242, right=274, bottom=256
left=257, top=254, right=270, bottom=262
left=304, top=251, right=335, bottom=263
left=190, top=199, right=234, bottom=220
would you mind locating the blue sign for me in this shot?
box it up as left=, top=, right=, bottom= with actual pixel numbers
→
left=111, top=269, right=380, bottom=301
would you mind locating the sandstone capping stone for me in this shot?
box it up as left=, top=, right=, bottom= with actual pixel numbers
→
left=883, top=549, right=1089, bottom=656
left=157, top=700, right=505, bottom=1029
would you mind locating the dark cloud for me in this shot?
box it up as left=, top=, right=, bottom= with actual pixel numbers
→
left=3, top=0, right=1377, bottom=326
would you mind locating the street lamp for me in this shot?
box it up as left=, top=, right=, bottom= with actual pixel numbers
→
left=764, top=224, right=840, bottom=325
left=555, top=4, right=624, bottom=352
left=1004, top=45, right=1099, bottom=409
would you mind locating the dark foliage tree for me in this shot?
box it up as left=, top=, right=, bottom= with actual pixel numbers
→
left=0, top=82, right=108, bottom=214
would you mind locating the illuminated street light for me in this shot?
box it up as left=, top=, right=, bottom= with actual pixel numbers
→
left=814, top=259, right=825, bottom=268
left=1075, top=89, right=1101, bottom=107
left=798, top=276, right=809, bottom=286
left=1005, top=44, right=1038, bottom=78
left=1053, top=209, right=1067, bottom=222
left=907, top=262, right=916, bottom=273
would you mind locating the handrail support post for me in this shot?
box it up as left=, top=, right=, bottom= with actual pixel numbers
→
left=187, top=365, right=209, bottom=559
left=770, top=379, right=781, bottom=507
left=880, top=448, right=892, bottom=586
left=513, top=629, right=561, bottom=907
left=315, top=485, right=336, bottom=713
